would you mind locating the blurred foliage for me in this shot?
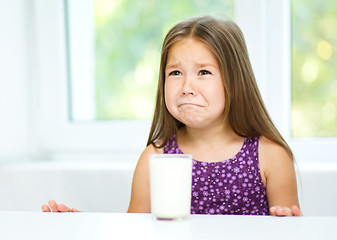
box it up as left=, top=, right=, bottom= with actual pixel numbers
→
left=292, top=0, right=337, bottom=137
left=94, top=0, right=234, bottom=120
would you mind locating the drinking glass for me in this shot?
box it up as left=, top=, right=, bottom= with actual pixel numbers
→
left=149, top=154, right=193, bottom=220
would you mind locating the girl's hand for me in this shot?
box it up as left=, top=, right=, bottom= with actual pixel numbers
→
left=269, top=205, right=302, bottom=216
left=41, top=200, right=81, bottom=212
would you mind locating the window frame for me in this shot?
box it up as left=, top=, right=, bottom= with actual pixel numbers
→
left=33, top=0, right=337, bottom=162
left=33, top=0, right=150, bottom=160
left=236, top=0, right=337, bottom=164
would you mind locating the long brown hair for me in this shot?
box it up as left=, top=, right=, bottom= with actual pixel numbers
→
left=147, top=16, right=293, bottom=159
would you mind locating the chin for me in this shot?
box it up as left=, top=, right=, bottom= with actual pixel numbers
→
left=180, top=119, right=208, bottom=129
left=171, top=112, right=210, bottom=129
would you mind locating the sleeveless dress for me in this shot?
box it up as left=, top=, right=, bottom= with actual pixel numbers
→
left=163, top=135, right=270, bottom=215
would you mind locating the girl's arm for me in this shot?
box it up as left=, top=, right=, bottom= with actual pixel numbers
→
left=259, top=136, right=302, bottom=216
left=127, top=144, right=163, bottom=213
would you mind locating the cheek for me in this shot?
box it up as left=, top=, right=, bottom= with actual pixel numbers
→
left=164, top=82, right=174, bottom=110
left=208, top=86, right=226, bottom=110
left=164, top=81, right=176, bottom=103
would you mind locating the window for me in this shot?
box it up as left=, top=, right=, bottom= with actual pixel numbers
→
left=34, top=0, right=234, bottom=157
left=66, top=0, right=234, bottom=121
left=291, top=0, right=337, bottom=138
left=34, top=0, right=336, bottom=162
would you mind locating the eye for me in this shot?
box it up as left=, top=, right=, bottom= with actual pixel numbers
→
left=199, top=69, right=211, bottom=75
left=169, top=70, right=182, bottom=76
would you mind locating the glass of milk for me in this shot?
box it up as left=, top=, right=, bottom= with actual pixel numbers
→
left=149, top=154, right=193, bottom=220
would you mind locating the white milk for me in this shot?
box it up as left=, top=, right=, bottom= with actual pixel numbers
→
left=149, top=154, right=192, bottom=220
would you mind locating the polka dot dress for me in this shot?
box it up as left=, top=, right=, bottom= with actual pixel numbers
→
left=164, top=135, right=269, bottom=215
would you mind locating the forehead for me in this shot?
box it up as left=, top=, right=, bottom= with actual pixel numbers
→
left=166, top=37, right=218, bottom=65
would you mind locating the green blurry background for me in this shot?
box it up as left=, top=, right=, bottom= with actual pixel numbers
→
left=291, top=0, right=337, bottom=137
left=91, top=0, right=337, bottom=137
left=94, top=0, right=234, bottom=120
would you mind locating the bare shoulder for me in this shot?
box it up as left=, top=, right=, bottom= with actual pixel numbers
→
left=258, top=136, right=299, bottom=208
left=133, top=143, right=163, bottom=184
left=139, top=142, right=163, bottom=162
left=258, top=136, right=293, bottom=182
left=127, top=143, right=163, bottom=213
left=259, top=136, right=291, bottom=160
left=136, top=142, right=165, bottom=175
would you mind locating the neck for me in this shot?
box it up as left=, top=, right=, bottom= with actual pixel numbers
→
left=179, top=121, right=237, bottom=145
left=176, top=122, right=244, bottom=162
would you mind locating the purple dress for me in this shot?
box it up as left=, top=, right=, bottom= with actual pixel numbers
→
left=163, top=135, right=269, bottom=215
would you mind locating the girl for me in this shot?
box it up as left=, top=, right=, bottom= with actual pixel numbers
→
left=127, top=16, right=301, bottom=216
left=43, top=16, right=302, bottom=216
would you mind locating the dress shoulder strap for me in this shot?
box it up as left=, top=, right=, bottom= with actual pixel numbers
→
left=163, top=134, right=182, bottom=154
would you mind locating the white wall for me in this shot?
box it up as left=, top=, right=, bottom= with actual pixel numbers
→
left=1, top=160, right=337, bottom=216
left=0, top=0, right=34, bottom=163
left=0, top=161, right=135, bottom=212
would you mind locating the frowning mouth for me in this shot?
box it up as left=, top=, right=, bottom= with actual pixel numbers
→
left=178, top=103, right=204, bottom=107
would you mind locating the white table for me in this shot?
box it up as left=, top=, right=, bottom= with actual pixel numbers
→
left=1, top=211, right=336, bottom=240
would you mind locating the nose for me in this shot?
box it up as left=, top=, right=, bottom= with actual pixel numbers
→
left=182, top=77, right=197, bottom=96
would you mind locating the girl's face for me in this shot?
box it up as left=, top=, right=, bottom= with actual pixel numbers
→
left=164, top=37, right=226, bottom=129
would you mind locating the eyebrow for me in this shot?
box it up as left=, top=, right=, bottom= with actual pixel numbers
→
left=165, top=62, right=217, bottom=69
left=165, top=63, right=180, bottom=69
left=196, top=63, right=217, bottom=68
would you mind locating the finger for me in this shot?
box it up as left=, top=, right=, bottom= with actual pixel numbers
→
left=274, top=207, right=286, bottom=216
left=41, top=204, right=51, bottom=212
left=291, top=205, right=303, bottom=216
left=71, top=208, right=82, bottom=212
left=48, top=200, right=60, bottom=212
left=269, top=206, right=277, bottom=216
left=58, top=203, right=72, bottom=212
left=269, top=206, right=281, bottom=216
left=276, top=207, right=292, bottom=216
left=270, top=206, right=292, bottom=216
